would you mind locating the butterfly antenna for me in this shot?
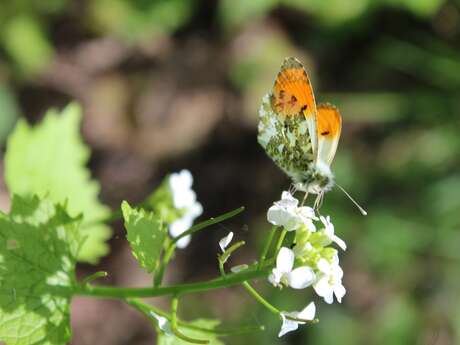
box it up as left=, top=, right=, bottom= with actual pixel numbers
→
left=335, top=183, right=368, bottom=216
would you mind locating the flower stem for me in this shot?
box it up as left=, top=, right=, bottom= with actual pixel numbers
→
left=241, top=282, right=279, bottom=315
left=218, top=259, right=226, bottom=277
left=171, top=206, right=245, bottom=246
left=127, top=298, right=264, bottom=335
left=274, top=229, right=288, bottom=253
left=171, top=295, right=209, bottom=344
left=259, top=226, right=277, bottom=269
left=154, top=242, right=176, bottom=286
left=75, top=267, right=269, bottom=299
left=81, top=271, right=108, bottom=285
left=219, top=241, right=245, bottom=264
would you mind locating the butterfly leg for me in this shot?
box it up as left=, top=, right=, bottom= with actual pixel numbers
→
left=301, top=192, right=309, bottom=206
left=313, top=192, right=324, bottom=215
left=289, top=183, right=297, bottom=195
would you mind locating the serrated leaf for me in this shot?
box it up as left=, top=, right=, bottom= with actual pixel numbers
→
left=122, top=201, right=167, bottom=273
left=0, top=195, right=80, bottom=345
left=4, top=103, right=111, bottom=263
left=158, top=319, right=225, bottom=345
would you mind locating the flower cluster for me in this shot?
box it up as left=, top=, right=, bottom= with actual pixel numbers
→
left=168, top=170, right=203, bottom=248
left=267, top=191, right=347, bottom=336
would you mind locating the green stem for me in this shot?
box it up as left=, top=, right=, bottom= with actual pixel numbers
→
left=171, top=295, right=209, bottom=344
left=241, top=282, right=279, bottom=315
left=154, top=242, right=176, bottom=286
left=274, top=229, right=288, bottom=253
left=171, top=207, right=245, bottom=246
left=81, top=271, right=108, bottom=285
left=241, top=283, right=318, bottom=325
left=219, top=241, right=245, bottom=264
left=259, top=226, right=277, bottom=268
left=75, top=267, right=269, bottom=299
left=127, top=298, right=264, bottom=335
left=218, top=259, right=226, bottom=277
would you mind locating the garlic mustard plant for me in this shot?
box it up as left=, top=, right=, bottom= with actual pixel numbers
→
left=0, top=100, right=354, bottom=345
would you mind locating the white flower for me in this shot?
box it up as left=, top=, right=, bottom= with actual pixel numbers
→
left=219, top=232, right=233, bottom=252
left=267, top=191, right=317, bottom=231
left=169, top=170, right=194, bottom=209
left=269, top=247, right=315, bottom=289
left=313, top=257, right=346, bottom=304
left=169, top=217, right=193, bottom=249
left=279, top=302, right=316, bottom=337
left=150, top=311, right=172, bottom=335
left=320, top=215, right=346, bottom=251
left=168, top=170, right=203, bottom=249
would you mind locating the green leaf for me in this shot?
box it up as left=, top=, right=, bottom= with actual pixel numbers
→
left=121, top=201, right=167, bottom=273
left=158, top=319, right=225, bottom=345
left=0, top=195, right=80, bottom=345
left=0, top=86, right=20, bottom=144
left=2, top=14, right=54, bottom=76
left=4, top=103, right=111, bottom=263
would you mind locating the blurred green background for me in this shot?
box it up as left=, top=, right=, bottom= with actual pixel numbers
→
left=1, top=0, right=460, bottom=344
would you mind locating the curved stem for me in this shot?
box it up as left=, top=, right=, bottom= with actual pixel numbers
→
left=154, top=242, right=176, bottom=286
left=219, top=241, right=245, bottom=264
left=81, top=271, right=108, bottom=285
left=171, top=207, right=245, bottom=246
left=259, top=226, right=277, bottom=269
left=171, top=295, right=209, bottom=344
left=241, top=282, right=279, bottom=315
left=127, top=298, right=264, bottom=335
left=274, top=229, right=288, bottom=253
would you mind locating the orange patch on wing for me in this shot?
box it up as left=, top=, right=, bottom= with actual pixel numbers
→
left=317, top=103, right=341, bottom=139
left=271, top=57, right=316, bottom=118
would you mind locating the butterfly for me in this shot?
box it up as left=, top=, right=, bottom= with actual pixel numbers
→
left=258, top=57, right=363, bottom=212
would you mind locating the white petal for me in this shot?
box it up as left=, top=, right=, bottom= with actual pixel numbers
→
left=278, top=313, right=299, bottom=337
left=267, top=206, right=299, bottom=231
left=320, top=215, right=333, bottom=232
left=316, top=258, right=331, bottom=274
left=176, top=234, right=191, bottom=249
left=276, top=247, right=295, bottom=273
left=313, top=276, right=334, bottom=304
left=174, top=189, right=196, bottom=209
left=297, top=206, right=316, bottom=220
left=334, top=283, right=346, bottom=303
left=150, top=311, right=172, bottom=335
left=169, top=217, right=192, bottom=238
left=298, top=302, right=316, bottom=321
left=288, top=266, right=315, bottom=289
left=279, top=191, right=299, bottom=207
left=268, top=268, right=282, bottom=286
left=332, top=263, right=344, bottom=280
left=169, top=170, right=197, bottom=209
left=333, top=235, right=347, bottom=251
left=188, top=201, right=203, bottom=218
left=219, top=232, right=234, bottom=252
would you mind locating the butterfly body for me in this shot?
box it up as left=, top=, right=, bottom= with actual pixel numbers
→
left=258, top=57, right=341, bottom=196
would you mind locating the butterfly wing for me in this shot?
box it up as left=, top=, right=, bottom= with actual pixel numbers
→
left=271, top=57, right=318, bottom=156
left=316, top=103, right=342, bottom=165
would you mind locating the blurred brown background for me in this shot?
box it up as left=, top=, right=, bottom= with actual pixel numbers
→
left=1, top=0, right=460, bottom=344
